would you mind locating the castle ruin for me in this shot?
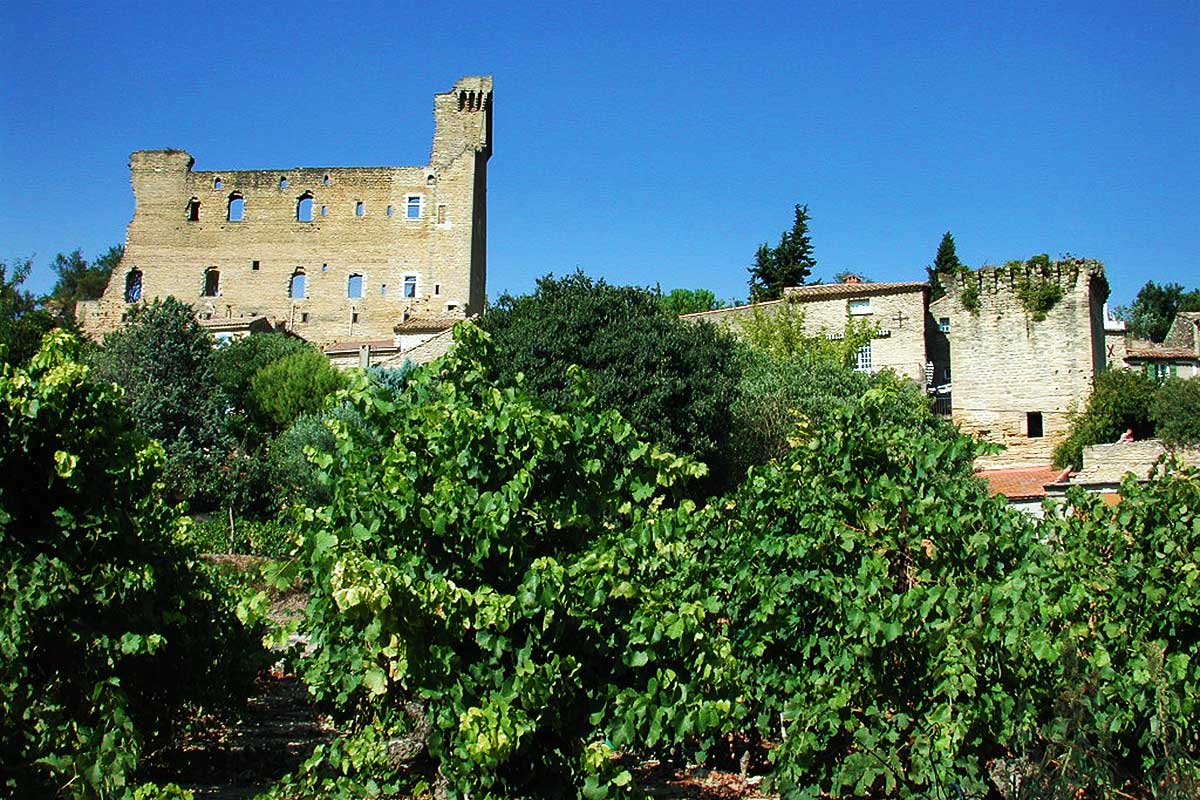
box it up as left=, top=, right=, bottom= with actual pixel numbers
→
left=932, top=259, right=1108, bottom=465
left=79, top=76, right=493, bottom=347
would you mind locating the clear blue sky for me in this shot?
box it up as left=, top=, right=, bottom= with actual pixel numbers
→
left=2, top=1, right=1197, bottom=306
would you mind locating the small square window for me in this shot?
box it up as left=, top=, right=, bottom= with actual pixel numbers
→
left=300, top=312, right=309, bottom=323
left=848, top=298, right=873, bottom=316
left=320, top=205, right=328, bottom=217
left=251, top=260, right=260, bottom=271
left=352, top=311, right=360, bottom=324
left=403, top=275, right=418, bottom=298
left=386, top=205, right=394, bottom=217
left=406, top=195, right=422, bottom=219
left=938, top=317, right=950, bottom=333
left=355, top=201, right=364, bottom=217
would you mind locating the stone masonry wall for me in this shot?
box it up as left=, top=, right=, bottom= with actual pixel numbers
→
left=80, top=77, right=493, bottom=345
left=683, top=285, right=929, bottom=383
left=942, top=261, right=1108, bottom=466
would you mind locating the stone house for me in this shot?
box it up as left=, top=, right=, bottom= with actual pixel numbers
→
left=681, top=278, right=930, bottom=383
left=1121, top=311, right=1200, bottom=379
left=79, top=76, right=493, bottom=356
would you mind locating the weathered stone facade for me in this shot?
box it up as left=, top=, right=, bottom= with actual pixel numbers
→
left=940, top=261, right=1108, bottom=466
left=79, top=77, right=493, bottom=346
left=681, top=281, right=930, bottom=383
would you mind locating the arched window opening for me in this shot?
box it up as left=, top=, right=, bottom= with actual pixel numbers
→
left=323, top=175, right=331, bottom=186
left=289, top=270, right=306, bottom=299
left=124, top=269, right=143, bottom=303
left=280, top=176, right=289, bottom=189
left=347, top=273, right=364, bottom=299
left=227, top=193, right=244, bottom=222
left=186, top=198, right=200, bottom=222
left=213, top=176, right=223, bottom=189
left=202, top=268, right=220, bottom=297
left=297, top=193, right=314, bottom=222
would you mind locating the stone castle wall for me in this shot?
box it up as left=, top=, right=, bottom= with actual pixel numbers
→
left=80, top=77, right=493, bottom=345
left=943, top=261, right=1107, bottom=466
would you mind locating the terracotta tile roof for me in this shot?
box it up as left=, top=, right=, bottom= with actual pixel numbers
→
left=393, top=316, right=460, bottom=333
left=1125, top=338, right=1197, bottom=359
left=323, top=338, right=399, bottom=354
left=976, top=464, right=1070, bottom=501
left=679, top=281, right=928, bottom=320
left=782, top=281, right=928, bottom=300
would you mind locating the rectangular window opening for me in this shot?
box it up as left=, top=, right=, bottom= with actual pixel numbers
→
left=355, top=201, right=365, bottom=217
left=352, top=311, right=360, bottom=324
left=251, top=260, right=260, bottom=271
left=1027, top=412, right=1044, bottom=438
left=406, top=195, right=422, bottom=219
left=854, top=343, right=873, bottom=373
left=300, top=312, right=309, bottom=323
left=848, top=298, right=872, bottom=316
left=938, top=317, right=950, bottom=333
left=437, top=204, right=447, bottom=224
left=403, top=275, right=418, bottom=298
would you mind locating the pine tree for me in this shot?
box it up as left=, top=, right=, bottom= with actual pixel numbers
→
left=927, top=231, right=963, bottom=302
left=748, top=204, right=817, bottom=301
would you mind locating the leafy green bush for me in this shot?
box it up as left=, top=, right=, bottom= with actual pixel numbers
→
left=0, top=333, right=262, bottom=798
left=187, top=515, right=295, bottom=558
left=1053, top=368, right=1158, bottom=469
left=250, top=347, right=347, bottom=434
left=1151, top=377, right=1200, bottom=447
left=1023, top=467, right=1200, bottom=796
left=704, top=379, right=1040, bottom=797
left=276, top=325, right=727, bottom=797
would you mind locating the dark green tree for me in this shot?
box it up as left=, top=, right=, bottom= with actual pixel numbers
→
left=748, top=204, right=816, bottom=301
left=89, top=298, right=232, bottom=506
left=927, top=231, right=963, bottom=302
left=479, top=272, right=742, bottom=493
left=0, top=257, right=57, bottom=366
left=45, top=245, right=123, bottom=323
left=1118, top=280, right=1200, bottom=342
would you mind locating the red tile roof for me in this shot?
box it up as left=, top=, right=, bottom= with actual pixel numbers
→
left=976, top=464, right=1071, bottom=501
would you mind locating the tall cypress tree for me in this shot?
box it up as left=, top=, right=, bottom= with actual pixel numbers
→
left=927, top=231, right=963, bottom=302
left=748, top=204, right=817, bottom=301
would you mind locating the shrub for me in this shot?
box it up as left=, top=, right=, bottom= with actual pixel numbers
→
left=1151, top=377, right=1200, bottom=447
left=0, top=333, right=262, bottom=798
left=704, top=380, right=1040, bottom=797
left=250, top=348, right=347, bottom=434
left=276, top=325, right=726, bottom=797
left=1024, top=467, right=1200, bottom=795
left=1053, top=368, right=1158, bottom=469
left=211, top=331, right=310, bottom=443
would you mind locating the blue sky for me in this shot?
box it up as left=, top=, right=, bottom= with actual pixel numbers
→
left=2, top=1, right=1197, bottom=306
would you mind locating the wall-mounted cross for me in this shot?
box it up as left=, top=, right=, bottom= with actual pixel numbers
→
left=892, top=310, right=908, bottom=329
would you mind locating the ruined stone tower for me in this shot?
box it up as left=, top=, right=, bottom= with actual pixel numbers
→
left=79, top=76, right=493, bottom=345
left=934, top=259, right=1108, bottom=465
